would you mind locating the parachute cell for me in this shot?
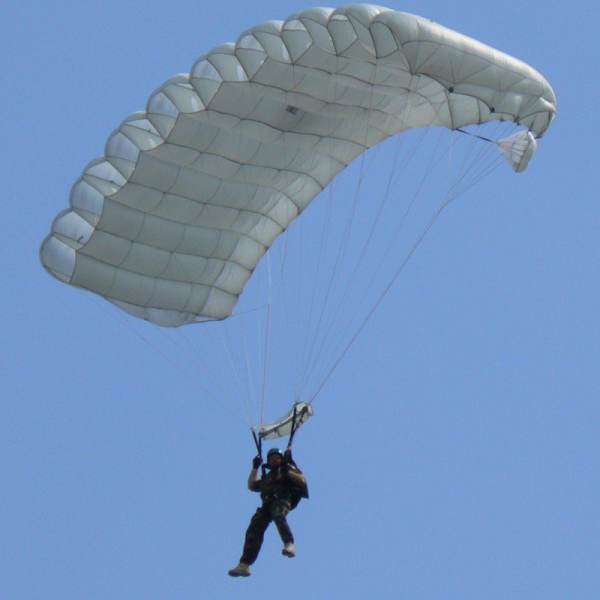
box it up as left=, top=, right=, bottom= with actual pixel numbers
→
left=40, top=5, right=557, bottom=327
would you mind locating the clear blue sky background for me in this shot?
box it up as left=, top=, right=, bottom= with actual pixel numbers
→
left=3, top=2, right=599, bottom=599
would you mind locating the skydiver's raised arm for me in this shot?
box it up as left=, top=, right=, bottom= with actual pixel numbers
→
left=247, top=455, right=262, bottom=490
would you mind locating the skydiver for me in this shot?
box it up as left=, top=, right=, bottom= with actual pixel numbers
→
left=228, top=448, right=308, bottom=577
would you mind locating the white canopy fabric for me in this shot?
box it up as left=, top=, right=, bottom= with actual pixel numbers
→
left=40, top=4, right=557, bottom=327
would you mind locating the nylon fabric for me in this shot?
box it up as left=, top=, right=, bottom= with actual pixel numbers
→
left=40, top=4, right=557, bottom=327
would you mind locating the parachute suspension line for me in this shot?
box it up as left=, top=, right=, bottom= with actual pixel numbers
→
left=277, top=58, right=314, bottom=398
left=313, top=96, right=438, bottom=393
left=292, top=58, right=327, bottom=400
left=299, top=117, right=443, bottom=399
left=253, top=56, right=338, bottom=415
left=283, top=59, right=355, bottom=396
left=296, top=89, right=361, bottom=388
left=225, top=107, right=304, bottom=427
left=296, top=147, right=369, bottom=393
left=342, top=128, right=436, bottom=300
left=308, top=197, right=447, bottom=404
left=310, top=127, right=444, bottom=380
left=296, top=70, right=386, bottom=397
left=81, top=291, right=249, bottom=426
left=295, top=184, right=343, bottom=397
left=245, top=244, right=278, bottom=429
left=336, top=127, right=439, bottom=319
left=173, top=305, right=255, bottom=425
left=260, top=280, right=273, bottom=427
left=168, top=229, right=272, bottom=427
left=233, top=117, right=261, bottom=426
left=219, top=314, right=257, bottom=425
left=440, top=129, right=474, bottom=207
left=443, top=123, right=518, bottom=207
left=206, top=101, right=292, bottom=428
left=306, top=122, right=513, bottom=403
left=292, top=179, right=337, bottom=397
left=104, top=228, right=284, bottom=427
left=166, top=326, right=244, bottom=414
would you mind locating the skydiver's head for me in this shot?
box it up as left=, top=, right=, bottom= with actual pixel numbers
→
left=266, top=448, right=284, bottom=468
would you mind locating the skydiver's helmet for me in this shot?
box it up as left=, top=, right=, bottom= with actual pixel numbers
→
left=266, top=448, right=284, bottom=467
left=267, top=448, right=284, bottom=460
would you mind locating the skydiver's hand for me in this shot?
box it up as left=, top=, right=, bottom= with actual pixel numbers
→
left=252, top=455, right=262, bottom=469
left=283, top=449, right=292, bottom=464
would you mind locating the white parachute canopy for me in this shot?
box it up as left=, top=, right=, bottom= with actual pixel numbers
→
left=40, top=4, right=557, bottom=329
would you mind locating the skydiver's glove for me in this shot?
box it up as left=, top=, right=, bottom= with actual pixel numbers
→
left=283, top=449, right=292, bottom=464
left=252, top=455, right=263, bottom=469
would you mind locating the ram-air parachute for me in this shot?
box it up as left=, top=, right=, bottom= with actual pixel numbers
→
left=40, top=4, right=556, bottom=438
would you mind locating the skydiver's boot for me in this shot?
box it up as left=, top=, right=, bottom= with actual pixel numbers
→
left=282, top=542, right=295, bottom=558
left=228, top=562, right=251, bottom=577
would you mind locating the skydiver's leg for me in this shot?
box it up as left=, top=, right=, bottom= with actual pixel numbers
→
left=240, top=507, right=272, bottom=565
left=270, top=500, right=293, bottom=545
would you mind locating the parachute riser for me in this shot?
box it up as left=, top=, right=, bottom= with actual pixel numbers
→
left=251, top=429, right=268, bottom=478
left=252, top=429, right=263, bottom=458
left=286, top=405, right=301, bottom=451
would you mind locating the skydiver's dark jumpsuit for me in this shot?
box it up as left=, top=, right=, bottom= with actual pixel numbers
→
left=239, top=464, right=306, bottom=565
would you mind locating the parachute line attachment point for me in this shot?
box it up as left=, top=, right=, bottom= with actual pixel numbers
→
left=456, top=127, right=538, bottom=172
left=287, top=405, right=300, bottom=451
left=456, top=128, right=494, bottom=144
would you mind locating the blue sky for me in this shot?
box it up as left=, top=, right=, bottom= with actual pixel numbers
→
left=3, top=1, right=600, bottom=599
